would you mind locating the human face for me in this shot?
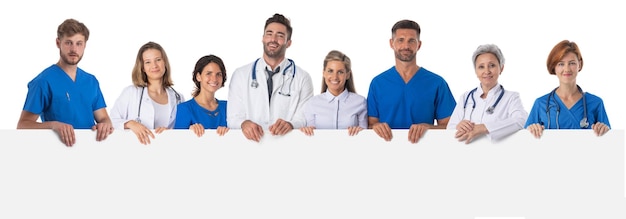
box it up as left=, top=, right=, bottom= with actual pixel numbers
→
left=390, top=29, right=421, bottom=62
left=56, top=34, right=86, bottom=66
left=324, top=60, right=350, bottom=96
left=263, top=22, right=290, bottom=59
left=142, top=49, right=165, bottom=82
left=554, top=52, right=580, bottom=85
left=196, top=62, right=224, bottom=93
left=474, top=53, right=502, bottom=90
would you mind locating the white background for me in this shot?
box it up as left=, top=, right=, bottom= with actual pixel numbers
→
left=1, top=0, right=623, bottom=130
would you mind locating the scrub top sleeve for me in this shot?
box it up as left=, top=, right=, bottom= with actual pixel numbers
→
left=524, top=98, right=543, bottom=128
left=435, top=81, right=456, bottom=120
left=366, top=83, right=379, bottom=118
left=174, top=102, right=192, bottom=129
left=22, top=79, right=49, bottom=114
left=595, top=98, right=611, bottom=128
left=92, top=81, right=108, bottom=111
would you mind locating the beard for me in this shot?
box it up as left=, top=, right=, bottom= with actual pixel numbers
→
left=263, top=42, right=287, bottom=59
left=60, top=51, right=82, bottom=65
left=395, top=49, right=416, bottom=62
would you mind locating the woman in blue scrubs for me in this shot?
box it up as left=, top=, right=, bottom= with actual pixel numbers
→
left=525, top=40, right=611, bottom=138
left=174, top=55, right=229, bottom=137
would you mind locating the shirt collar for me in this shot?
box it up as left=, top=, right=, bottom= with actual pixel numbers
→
left=322, top=89, right=349, bottom=103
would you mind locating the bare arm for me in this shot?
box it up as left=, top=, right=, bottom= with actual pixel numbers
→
left=433, top=117, right=450, bottom=129
left=92, top=108, right=114, bottom=141
left=17, top=110, right=48, bottom=129
left=17, top=110, right=75, bottom=146
left=367, top=116, right=380, bottom=129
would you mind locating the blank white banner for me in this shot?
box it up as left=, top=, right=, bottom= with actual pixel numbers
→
left=0, top=129, right=624, bottom=219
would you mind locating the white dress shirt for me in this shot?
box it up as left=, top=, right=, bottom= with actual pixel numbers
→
left=303, top=89, right=367, bottom=129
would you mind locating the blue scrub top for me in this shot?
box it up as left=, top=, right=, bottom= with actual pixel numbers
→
left=525, top=91, right=611, bottom=129
left=174, top=98, right=227, bottom=129
left=367, top=67, right=456, bottom=129
left=22, top=64, right=107, bottom=129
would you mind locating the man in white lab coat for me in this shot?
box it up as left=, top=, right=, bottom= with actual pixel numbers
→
left=227, top=13, right=314, bottom=142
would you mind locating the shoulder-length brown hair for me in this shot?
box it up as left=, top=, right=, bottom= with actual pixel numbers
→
left=131, top=41, right=174, bottom=88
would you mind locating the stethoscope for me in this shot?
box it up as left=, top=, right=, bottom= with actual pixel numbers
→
left=462, top=84, right=505, bottom=120
left=250, top=58, right=296, bottom=96
left=545, top=85, right=588, bottom=129
left=136, top=86, right=181, bottom=123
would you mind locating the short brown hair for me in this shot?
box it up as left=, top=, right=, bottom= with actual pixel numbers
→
left=57, top=18, right=90, bottom=41
left=546, top=40, right=583, bottom=75
left=392, top=19, right=421, bottom=39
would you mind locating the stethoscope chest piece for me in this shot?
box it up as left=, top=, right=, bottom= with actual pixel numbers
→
left=249, top=58, right=296, bottom=96
left=486, top=106, right=495, bottom=114
left=580, top=117, right=589, bottom=128
left=462, top=85, right=504, bottom=119
left=546, top=85, right=588, bottom=129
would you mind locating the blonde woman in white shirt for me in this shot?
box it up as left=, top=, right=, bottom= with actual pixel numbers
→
left=110, top=42, right=184, bottom=145
left=300, top=50, right=367, bottom=136
left=447, top=44, right=527, bottom=144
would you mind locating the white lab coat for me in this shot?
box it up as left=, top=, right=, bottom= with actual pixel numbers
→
left=446, top=83, right=528, bottom=141
left=110, top=85, right=185, bottom=130
left=227, top=58, right=314, bottom=129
